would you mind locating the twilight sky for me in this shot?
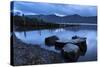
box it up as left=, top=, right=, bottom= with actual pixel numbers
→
left=11, top=1, right=97, bottom=16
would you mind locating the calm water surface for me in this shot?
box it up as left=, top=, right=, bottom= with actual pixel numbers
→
left=15, top=26, right=97, bottom=61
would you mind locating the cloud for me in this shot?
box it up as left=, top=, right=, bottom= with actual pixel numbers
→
left=12, top=1, right=97, bottom=16
left=54, top=13, right=66, bottom=17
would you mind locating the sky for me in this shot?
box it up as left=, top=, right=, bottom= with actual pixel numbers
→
left=11, top=1, right=97, bottom=16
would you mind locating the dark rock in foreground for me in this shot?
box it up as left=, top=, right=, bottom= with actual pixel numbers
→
left=72, top=36, right=87, bottom=56
left=11, top=34, right=64, bottom=66
left=62, top=43, right=80, bottom=62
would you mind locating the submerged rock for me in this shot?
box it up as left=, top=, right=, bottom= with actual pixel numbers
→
left=45, top=36, right=59, bottom=46
left=55, top=40, right=66, bottom=50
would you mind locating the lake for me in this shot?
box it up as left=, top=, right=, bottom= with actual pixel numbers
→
left=14, top=25, right=97, bottom=62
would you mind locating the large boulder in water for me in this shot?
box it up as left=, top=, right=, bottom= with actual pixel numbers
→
left=72, top=37, right=87, bottom=56
left=45, top=36, right=59, bottom=46
left=61, top=43, right=80, bottom=62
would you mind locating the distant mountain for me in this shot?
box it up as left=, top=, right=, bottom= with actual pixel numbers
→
left=26, top=14, right=97, bottom=24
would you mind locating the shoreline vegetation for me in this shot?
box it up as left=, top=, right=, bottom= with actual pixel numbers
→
left=11, top=13, right=97, bottom=32
left=12, top=33, right=65, bottom=66
left=12, top=15, right=79, bottom=31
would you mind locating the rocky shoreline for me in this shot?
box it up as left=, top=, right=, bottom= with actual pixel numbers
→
left=11, top=33, right=64, bottom=66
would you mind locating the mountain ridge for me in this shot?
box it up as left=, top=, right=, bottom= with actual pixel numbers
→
left=25, top=14, right=97, bottom=24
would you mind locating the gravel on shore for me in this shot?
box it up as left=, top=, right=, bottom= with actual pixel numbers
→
left=11, top=33, right=64, bottom=66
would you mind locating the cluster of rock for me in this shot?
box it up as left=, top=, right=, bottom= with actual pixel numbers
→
left=45, top=35, right=87, bottom=62
left=11, top=33, right=87, bottom=66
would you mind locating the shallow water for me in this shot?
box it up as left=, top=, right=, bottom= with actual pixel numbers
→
left=15, top=26, right=97, bottom=61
